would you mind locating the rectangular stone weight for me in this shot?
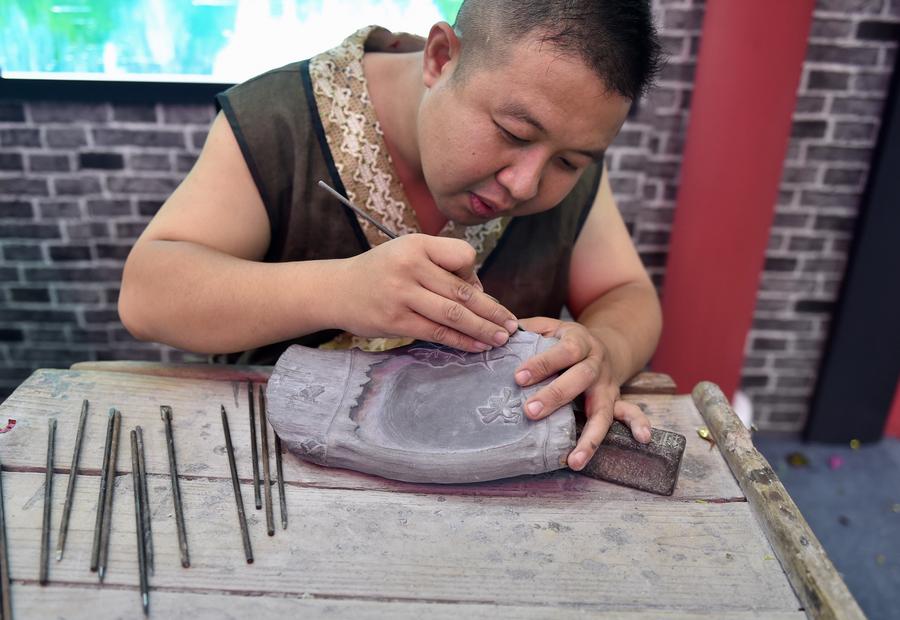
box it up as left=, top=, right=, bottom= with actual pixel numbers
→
left=580, top=421, right=687, bottom=495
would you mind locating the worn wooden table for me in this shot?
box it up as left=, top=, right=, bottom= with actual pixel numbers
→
left=0, top=363, right=863, bottom=619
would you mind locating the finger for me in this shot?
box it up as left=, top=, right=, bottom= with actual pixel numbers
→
left=567, top=402, right=614, bottom=471
left=522, top=358, right=601, bottom=420
left=409, top=289, right=516, bottom=349
left=613, top=399, right=652, bottom=443
left=517, top=316, right=560, bottom=336
left=419, top=266, right=519, bottom=335
left=515, top=331, right=592, bottom=388
left=399, top=314, right=495, bottom=353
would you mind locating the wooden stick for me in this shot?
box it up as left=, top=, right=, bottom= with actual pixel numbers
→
left=39, top=418, right=56, bottom=585
left=0, top=460, right=12, bottom=620
left=221, top=406, right=253, bottom=563
left=130, top=430, right=150, bottom=616
left=98, top=409, right=121, bottom=582
left=160, top=406, right=190, bottom=567
left=692, top=382, right=866, bottom=620
left=90, top=408, right=115, bottom=572
left=258, top=386, right=275, bottom=536
left=248, top=381, right=262, bottom=510
left=135, top=426, right=154, bottom=575
left=274, top=432, right=287, bottom=530
left=56, top=399, right=88, bottom=561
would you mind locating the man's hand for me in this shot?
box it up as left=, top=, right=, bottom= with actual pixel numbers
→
left=334, top=234, right=519, bottom=352
left=514, top=317, right=652, bottom=470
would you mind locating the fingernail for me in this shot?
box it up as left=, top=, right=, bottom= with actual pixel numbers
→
left=504, top=319, right=518, bottom=334
left=641, top=427, right=652, bottom=443
left=526, top=401, right=543, bottom=417
left=475, top=342, right=492, bottom=351
left=515, top=370, right=531, bottom=385
left=493, top=330, right=509, bottom=345
left=570, top=452, right=585, bottom=470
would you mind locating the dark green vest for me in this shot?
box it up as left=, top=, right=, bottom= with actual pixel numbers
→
left=215, top=60, right=601, bottom=364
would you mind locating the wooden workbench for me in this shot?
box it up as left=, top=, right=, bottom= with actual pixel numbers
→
left=0, top=364, right=863, bottom=619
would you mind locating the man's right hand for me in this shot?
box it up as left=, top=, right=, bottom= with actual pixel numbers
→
left=332, top=234, right=519, bottom=352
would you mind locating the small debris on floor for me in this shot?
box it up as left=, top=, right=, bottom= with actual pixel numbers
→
left=786, top=452, right=810, bottom=467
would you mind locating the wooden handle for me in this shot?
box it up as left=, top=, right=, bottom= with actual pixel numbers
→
left=692, top=381, right=864, bottom=620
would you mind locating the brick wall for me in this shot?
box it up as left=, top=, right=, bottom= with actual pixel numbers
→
left=0, top=102, right=214, bottom=395
left=1, top=0, right=899, bottom=432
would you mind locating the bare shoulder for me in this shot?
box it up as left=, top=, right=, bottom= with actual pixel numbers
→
left=133, top=111, right=270, bottom=260
left=568, top=162, right=653, bottom=316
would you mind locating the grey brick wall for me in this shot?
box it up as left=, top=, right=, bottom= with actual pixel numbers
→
left=0, top=102, right=213, bottom=396
left=1, top=0, right=899, bottom=433
left=607, top=0, right=899, bottom=431
left=742, top=1, right=900, bottom=431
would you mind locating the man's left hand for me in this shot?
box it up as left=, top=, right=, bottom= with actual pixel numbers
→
left=514, top=317, right=652, bottom=470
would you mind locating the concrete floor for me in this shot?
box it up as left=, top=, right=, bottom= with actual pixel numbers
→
left=754, top=435, right=900, bottom=620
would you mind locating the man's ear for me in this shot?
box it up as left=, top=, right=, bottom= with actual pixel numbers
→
left=422, top=22, right=461, bottom=88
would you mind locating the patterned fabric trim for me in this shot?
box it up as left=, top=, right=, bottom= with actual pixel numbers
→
left=308, top=25, right=510, bottom=268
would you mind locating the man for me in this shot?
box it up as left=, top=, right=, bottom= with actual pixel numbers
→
left=119, top=0, right=664, bottom=471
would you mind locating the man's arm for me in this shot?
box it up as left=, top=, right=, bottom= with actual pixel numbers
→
left=568, top=162, right=662, bottom=384
left=514, top=163, right=662, bottom=469
left=119, top=112, right=518, bottom=354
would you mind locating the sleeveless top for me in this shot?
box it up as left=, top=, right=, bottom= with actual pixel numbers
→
left=215, top=26, right=602, bottom=364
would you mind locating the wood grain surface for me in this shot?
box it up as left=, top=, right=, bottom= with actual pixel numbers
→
left=0, top=368, right=813, bottom=619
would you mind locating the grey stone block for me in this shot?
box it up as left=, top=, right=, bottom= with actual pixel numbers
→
left=107, top=176, right=179, bottom=195
left=856, top=20, right=900, bottom=41
left=9, top=288, right=50, bottom=303
left=93, top=128, right=185, bottom=148
left=29, top=154, right=72, bottom=173
left=833, top=121, right=877, bottom=141
left=79, top=152, right=125, bottom=170
left=38, top=201, right=81, bottom=219
left=0, top=153, right=24, bottom=171
left=0, top=128, right=41, bottom=147
left=2, top=244, right=43, bottom=261
left=49, top=244, right=92, bottom=262
left=30, top=103, right=109, bottom=123
left=0, top=201, right=33, bottom=218
left=0, top=103, right=25, bottom=122
left=808, top=70, right=850, bottom=90
left=45, top=128, right=87, bottom=148
left=54, top=177, right=102, bottom=196
left=807, top=44, right=879, bottom=65
left=161, top=104, right=214, bottom=124
left=0, top=223, right=60, bottom=239
left=111, top=104, right=158, bottom=123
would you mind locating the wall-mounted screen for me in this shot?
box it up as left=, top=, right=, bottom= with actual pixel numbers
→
left=0, top=0, right=464, bottom=83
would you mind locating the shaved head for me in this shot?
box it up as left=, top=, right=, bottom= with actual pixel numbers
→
left=452, top=0, right=663, bottom=101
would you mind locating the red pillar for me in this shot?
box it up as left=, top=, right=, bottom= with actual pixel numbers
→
left=653, top=1, right=816, bottom=398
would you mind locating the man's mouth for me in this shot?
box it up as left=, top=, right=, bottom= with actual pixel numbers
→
left=468, top=193, right=503, bottom=218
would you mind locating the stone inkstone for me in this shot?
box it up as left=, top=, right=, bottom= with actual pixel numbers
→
left=267, top=330, right=686, bottom=493
left=266, top=331, right=575, bottom=484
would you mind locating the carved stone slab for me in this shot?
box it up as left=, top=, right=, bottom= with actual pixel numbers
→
left=266, top=331, right=576, bottom=483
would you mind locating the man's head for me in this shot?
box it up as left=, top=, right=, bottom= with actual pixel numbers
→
left=414, top=0, right=662, bottom=225
left=452, top=0, right=662, bottom=101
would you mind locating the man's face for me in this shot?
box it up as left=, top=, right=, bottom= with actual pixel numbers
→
left=417, top=35, right=632, bottom=225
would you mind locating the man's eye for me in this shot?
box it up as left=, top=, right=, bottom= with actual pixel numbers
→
left=559, top=157, right=578, bottom=171
left=495, top=122, right=529, bottom=145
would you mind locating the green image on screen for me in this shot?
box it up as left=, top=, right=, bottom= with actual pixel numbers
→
left=0, top=0, right=464, bottom=83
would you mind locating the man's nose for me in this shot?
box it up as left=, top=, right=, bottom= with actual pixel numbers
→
left=497, top=152, right=544, bottom=203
